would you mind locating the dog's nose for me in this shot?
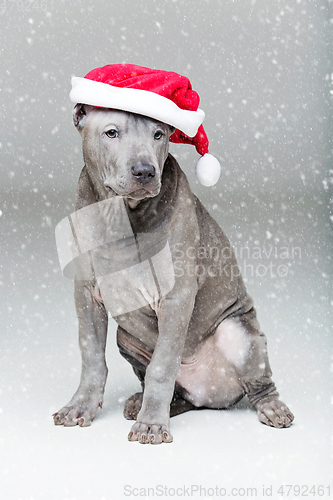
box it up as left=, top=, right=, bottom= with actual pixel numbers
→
left=131, top=164, right=155, bottom=184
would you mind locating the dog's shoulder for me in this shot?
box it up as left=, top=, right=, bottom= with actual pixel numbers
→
left=193, top=192, right=232, bottom=250
left=165, top=154, right=220, bottom=233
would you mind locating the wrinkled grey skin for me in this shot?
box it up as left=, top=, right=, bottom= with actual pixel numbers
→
left=53, top=105, right=294, bottom=443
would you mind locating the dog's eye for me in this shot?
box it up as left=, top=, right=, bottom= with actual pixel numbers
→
left=105, top=129, right=118, bottom=138
left=154, top=130, right=164, bottom=140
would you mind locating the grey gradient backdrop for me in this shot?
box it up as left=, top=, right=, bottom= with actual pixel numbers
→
left=1, top=1, right=332, bottom=499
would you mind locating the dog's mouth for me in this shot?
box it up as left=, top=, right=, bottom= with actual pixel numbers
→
left=105, top=180, right=161, bottom=200
left=126, top=187, right=158, bottom=199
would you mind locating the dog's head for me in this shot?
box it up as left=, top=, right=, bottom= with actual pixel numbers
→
left=73, top=104, right=175, bottom=200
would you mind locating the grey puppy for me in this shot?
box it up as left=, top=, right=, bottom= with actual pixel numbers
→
left=53, top=104, right=294, bottom=444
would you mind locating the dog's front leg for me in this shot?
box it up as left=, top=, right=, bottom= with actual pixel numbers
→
left=53, top=280, right=108, bottom=427
left=128, top=282, right=197, bottom=444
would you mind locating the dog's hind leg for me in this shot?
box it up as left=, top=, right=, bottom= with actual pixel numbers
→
left=124, top=385, right=195, bottom=420
left=118, top=332, right=194, bottom=420
left=170, top=390, right=196, bottom=417
left=235, top=309, right=294, bottom=428
left=117, top=335, right=146, bottom=420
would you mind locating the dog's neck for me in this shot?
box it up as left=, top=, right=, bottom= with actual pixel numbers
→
left=126, top=198, right=144, bottom=210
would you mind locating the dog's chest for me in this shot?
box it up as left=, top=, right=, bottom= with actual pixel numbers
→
left=93, top=229, right=175, bottom=319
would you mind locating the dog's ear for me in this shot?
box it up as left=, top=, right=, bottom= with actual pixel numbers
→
left=168, top=125, right=176, bottom=136
left=73, top=103, right=89, bottom=131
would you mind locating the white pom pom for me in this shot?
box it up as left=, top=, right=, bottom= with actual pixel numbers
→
left=195, top=153, right=221, bottom=186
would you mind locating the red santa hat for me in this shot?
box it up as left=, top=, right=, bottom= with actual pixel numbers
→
left=70, top=64, right=221, bottom=186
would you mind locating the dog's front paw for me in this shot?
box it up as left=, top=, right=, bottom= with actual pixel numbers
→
left=128, top=422, right=173, bottom=444
left=53, top=396, right=103, bottom=427
left=257, top=399, right=294, bottom=428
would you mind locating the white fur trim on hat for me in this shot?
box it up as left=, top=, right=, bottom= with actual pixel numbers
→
left=70, top=77, right=205, bottom=138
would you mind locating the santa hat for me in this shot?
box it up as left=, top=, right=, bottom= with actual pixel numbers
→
left=70, top=64, right=221, bottom=187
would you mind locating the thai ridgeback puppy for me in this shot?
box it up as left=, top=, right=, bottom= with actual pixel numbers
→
left=53, top=104, right=294, bottom=444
